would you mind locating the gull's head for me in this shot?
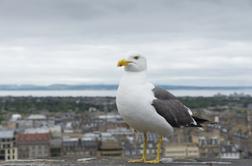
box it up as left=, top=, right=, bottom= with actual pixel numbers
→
left=117, top=54, right=147, bottom=72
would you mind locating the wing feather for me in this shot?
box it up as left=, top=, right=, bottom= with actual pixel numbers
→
left=152, top=86, right=195, bottom=127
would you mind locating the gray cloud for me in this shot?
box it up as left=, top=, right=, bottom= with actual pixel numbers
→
left=0, top=0, right=252, bottom=86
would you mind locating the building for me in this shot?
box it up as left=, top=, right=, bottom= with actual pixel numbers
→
left=16, top=133, right=50, bottom=159
left=191, top=124, right=223, bottom=158
left=62, top=133, right=99, bottom=156
left=81, top=133, right=99, bottom=156
left=49, top=126, right=62, bottom=157
left=0, top=130, right=18, bottom=161
left=97, top=139, right=122, bottom=157
left=27, top=114, right=55, bottom=128
left=24, top=127, right=49, bottom=134
left=164, top=144, right=200, bottom=159
left=15, top=114, right=55, bottom=130
left=3, top=114, right=22, bottom=129
left=62, top=137, right=81, bottom=155
left=16, top=120, right=33, bottom=129
left=247, top=108, right=252, bottom=138
left=197, top=136, right=221, bottom=158
left=10, top=114, right=22, bottom=122
left=96, top=132, right=122, bottom=157
left=220, top=144, right=240, bottom=159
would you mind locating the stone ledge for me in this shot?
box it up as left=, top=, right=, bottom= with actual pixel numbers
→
left=1, top=158, right=252, bottom=166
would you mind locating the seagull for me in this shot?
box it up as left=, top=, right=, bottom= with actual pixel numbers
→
left=116, top=54, right=208, bottom=164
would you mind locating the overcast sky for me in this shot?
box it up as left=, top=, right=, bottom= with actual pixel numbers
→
left=0, top=0, right=252, bottom=86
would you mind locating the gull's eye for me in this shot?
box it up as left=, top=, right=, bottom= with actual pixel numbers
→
left=133, top=56, right=139, bottom=60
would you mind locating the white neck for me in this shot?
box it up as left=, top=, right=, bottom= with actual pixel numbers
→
left=120, top=71, right=147, bottom=86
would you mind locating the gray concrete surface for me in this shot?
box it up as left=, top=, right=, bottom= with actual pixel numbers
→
left=1, top=158, right=252, bottom=166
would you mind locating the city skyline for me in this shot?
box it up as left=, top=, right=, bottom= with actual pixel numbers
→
left=0, top=0, right=252, bottom=86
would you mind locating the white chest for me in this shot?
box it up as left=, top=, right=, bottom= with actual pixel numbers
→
left=115, top=71, right=174, bottom=136
left=116, top=83, right=156, bottom=129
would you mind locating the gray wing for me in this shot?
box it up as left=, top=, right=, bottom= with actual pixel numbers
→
left=152, top=86, right=195, bottom=128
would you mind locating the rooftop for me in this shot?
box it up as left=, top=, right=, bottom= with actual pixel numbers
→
left=0, top=130, right=14, bottom=139
left=16, top=133, right=49, bottom=142
left=63, top=136, right=79, bottom=142
left=27, top=114, right=46, bottom=120
left=24, top=127, right=49, bottom=134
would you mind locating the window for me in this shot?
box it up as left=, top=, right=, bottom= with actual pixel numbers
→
left=0, top=150, right=4, bottom=155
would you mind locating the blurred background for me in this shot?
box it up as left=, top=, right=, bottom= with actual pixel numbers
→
left=0, top=0, right=252, bottom=165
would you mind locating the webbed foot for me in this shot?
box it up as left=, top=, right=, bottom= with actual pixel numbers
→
left=128, top=158, right=145, bottom=163
left=144, top=159, right=160, bottom=164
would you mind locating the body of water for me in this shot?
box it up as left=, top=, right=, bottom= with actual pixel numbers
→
left=0, top=89, right=251, bottom=97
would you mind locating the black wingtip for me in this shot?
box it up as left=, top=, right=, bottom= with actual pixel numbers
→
left=190, top=123, right=203, bottom=127
left=192, top=116, right=209, bottom=124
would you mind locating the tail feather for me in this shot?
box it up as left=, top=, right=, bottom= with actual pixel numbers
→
left=190, top=116, right=214, bottom=128
left=192, top=116, right=209, bottom=124
left=190, top=116, right=217, bottom=128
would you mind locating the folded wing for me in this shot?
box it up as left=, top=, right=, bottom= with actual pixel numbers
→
left=152, top=86, right=205, bottom=128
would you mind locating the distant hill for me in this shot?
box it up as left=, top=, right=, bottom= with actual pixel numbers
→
left=0, top=84, right=251, bottom=91
left=0, top=84, right=116, bottom=90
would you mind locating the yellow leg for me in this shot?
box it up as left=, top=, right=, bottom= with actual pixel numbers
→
left=128, top=132, right=147, bottom=163
left=145, top=135, right=163, bottom=164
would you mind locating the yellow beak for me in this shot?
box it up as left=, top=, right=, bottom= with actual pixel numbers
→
left=117, top=59, right=131, bottom=67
